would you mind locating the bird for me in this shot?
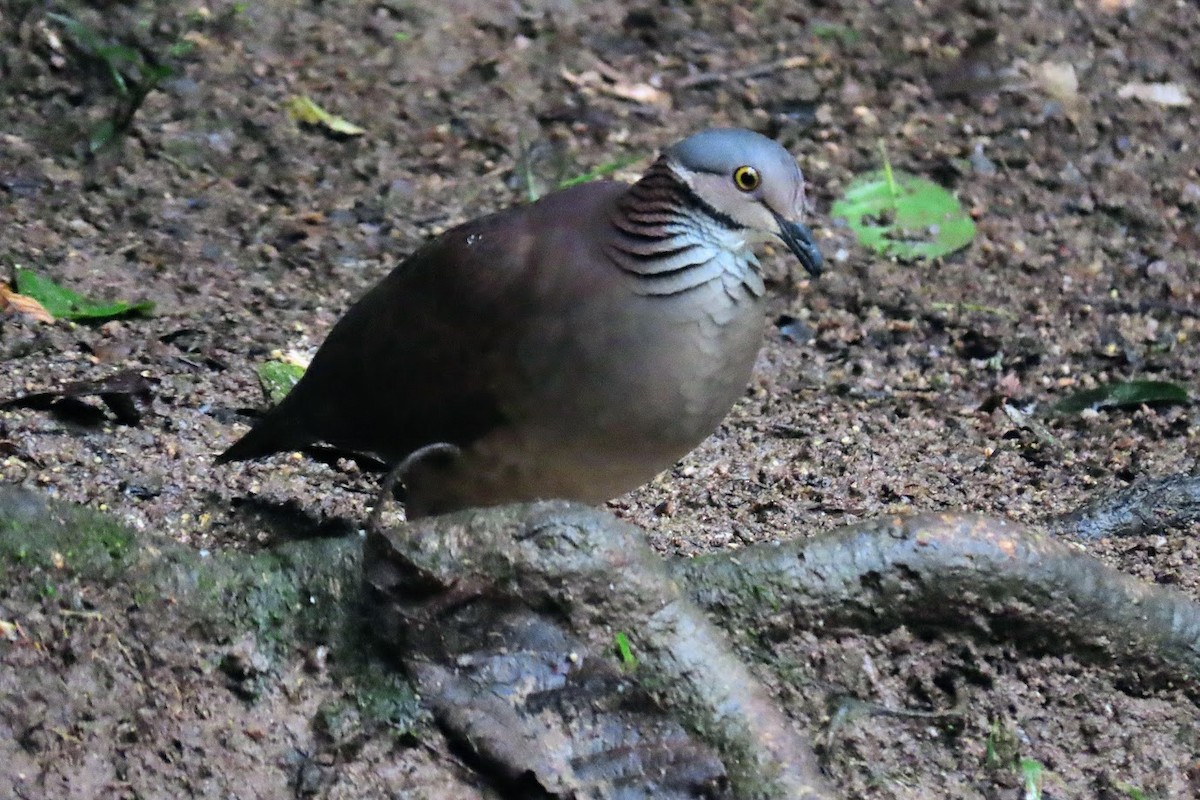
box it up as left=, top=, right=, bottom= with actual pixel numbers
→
left=217, top=128, right=822, bottom=518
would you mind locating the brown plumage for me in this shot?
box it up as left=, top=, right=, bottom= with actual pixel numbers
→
left=218, top=129, right=822, bottom=517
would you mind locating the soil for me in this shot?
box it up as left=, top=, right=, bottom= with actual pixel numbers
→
left=2, top=0, right=1198, bottom=798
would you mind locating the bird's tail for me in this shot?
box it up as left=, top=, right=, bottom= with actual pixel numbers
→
left=215, top=409, right=305, bottom=464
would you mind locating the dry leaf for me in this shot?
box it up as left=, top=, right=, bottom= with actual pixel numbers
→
left=1117, top=82, right=1192, bottom=107
left=285, top=95, right=366, bottom=136
left=0, top=282, right=56, bottom=323
left=1035, top=61, right=1079, bottom=105
left=561, top=68, right=671, bottom=107
left=0, top=619, right=23, bottom=642
left=0, top=369, right=155, bottom=426
left=607, top=81, right=669, bottom=105
left=182, top=30, right=213, bottom=49
left=675, top=54, right=811, bottom=91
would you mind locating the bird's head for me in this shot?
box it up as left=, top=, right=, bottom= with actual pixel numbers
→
left=663, top=128, right=823, bottom=277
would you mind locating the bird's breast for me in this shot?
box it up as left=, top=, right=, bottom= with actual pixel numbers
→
left=508, top=270, right=765, bottom=454
left=407, top=251, right=768, bottom=512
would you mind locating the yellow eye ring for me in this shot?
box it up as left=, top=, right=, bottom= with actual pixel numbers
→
left=733, top=165, right=760, bottom=192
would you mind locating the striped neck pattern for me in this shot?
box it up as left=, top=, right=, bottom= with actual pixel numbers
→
left=606, top=159, right=766, bottom=299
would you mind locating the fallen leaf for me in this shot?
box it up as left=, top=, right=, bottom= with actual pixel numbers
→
left=0, top=369, right=155, bottom=425
left=674, top=54, right=810, bottom=91
left=1054, top=380, right=1189, bottom=415
left=605, top=80, right=669, bottom=105
left=181, top=30, right=213, bottom=49
left=14, top=267, right=153, bottom=321
left=257, top=360, right=306, bottom=405
left=285, top=95, right=366, bottom=136
left=831, top=167, right=976, bottom=261
left=1001, top=402, right=1059, bottom=450
left=0, top=619, right=23, bottom=642
left=560, top=68, right=671, bottom=107
left=0, top=282, right=56, bottom=323
left=1034, top=61, right=1079, bottom=106
left=1117, top=82, right=1192, bottom=108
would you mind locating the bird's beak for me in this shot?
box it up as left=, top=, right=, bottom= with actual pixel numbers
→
left=773, top=213, right=823, bottom=277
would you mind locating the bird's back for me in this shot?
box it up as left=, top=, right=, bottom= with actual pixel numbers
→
left=217, top=180, right=633, bottom=466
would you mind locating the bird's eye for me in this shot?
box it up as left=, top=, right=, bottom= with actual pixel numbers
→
left=732, top=166, right=760, bottom=192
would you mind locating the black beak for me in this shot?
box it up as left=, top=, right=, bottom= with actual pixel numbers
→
left=774, top=214, right=823, bottom=277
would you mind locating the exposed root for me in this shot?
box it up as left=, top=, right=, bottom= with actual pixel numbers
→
left=680, top=513, right=1200, bottom=693
left=365, top=502, right=838, bottom=800
left=360, top=474, right=1200, bottom=796
left=1045, top=472, right=1200, bottom=540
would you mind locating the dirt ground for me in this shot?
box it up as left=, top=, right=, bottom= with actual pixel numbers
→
left=2, top=0, right=1198, bottom=797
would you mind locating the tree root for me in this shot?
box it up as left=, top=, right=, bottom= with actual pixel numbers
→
left=365, top=502, right=837, bottom=800
left=1044, top=472, right=1200, bottom=540
left=680, top=513, right=1200, bottom=695
left=361, top=476, right=1200, bottom=798
left=8, top=473, right=1198, bottom=798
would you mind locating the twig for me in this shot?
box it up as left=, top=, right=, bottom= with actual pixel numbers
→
left=1099, top=297, right=1200, bottom=319
left=674, top=55, right=810, bottom=90
left=58, top=609, right=105, bottom=620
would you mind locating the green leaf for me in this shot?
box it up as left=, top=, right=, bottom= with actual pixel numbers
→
left=832, top=169, right=976, bottom=260
left=558, top=155, right=641, bottom=189
left=1019, top=757, right=1044, bottom=800
left=14, top=267, right=153, bottom=321
left=95, top=43, right=141, bottom=94
left=142, top=62, right=174, bottom=86
left=1053, top=380, right=1190, bottom=415
left=257, top=361, right=307, bottom=405
left=614, top=631, right=637, bottom=670
left=47, top=12, right=104, bottom=50
left=1114, top=782, right=1149, bottom=800
left=168, top=40, right=196, bottom=59
left=810, top=22, right=861, bottom=44
left=89, top=118, right=118, bottom=153
left=47, top=13, right=138, bottom=96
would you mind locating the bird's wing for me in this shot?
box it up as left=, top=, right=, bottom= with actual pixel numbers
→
left=220, top=181, right=627, bottom=465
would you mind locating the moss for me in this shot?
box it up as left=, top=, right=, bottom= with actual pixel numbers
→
left=313, top=659, right=425, bottom=753
left=149, top=536, right=362, bottom=661
left=346, top=655, right=424, bottom=737
left=0, top=491, right=135, bottom=578
left=0, top=487, right=136, bottom=583
left=0, top=485, right=421, bottom=729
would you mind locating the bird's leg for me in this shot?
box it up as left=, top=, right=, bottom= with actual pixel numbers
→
left=367, top=442, right=462, bottom=535
left=364, top=441, right=487, bottom=626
